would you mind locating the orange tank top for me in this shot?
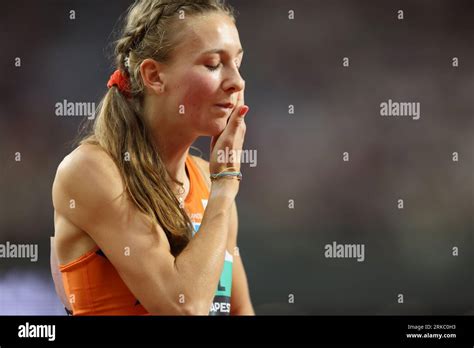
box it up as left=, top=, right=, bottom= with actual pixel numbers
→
left=59, top=155, right=234, bottom=315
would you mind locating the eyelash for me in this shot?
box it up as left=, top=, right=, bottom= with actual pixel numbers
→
left=205, top=63, right=242, bottom=72
left=205, top=64, right=221, bottom=71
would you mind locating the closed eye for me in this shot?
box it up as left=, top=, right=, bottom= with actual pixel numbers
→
left=205, top=62, right=242, bottom=73
left=205, top=64, right=221, bottom=71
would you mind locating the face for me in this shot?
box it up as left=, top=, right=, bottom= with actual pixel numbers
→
left=160, top=12, right=245, bottom=136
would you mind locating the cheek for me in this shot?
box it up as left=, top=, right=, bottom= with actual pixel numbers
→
left=173, top=71, right=225, bottom=136
left=181, top=72, right=217, bottom=112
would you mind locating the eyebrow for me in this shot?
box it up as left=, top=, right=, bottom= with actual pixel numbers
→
left=202, top=48, right=244, bottom=56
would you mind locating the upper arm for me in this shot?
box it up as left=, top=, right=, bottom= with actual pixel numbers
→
left=52, top=146, right=190, bottom=314
left=50, top=236, right=71, bottom=312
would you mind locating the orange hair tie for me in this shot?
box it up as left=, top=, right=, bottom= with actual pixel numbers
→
left=107, top=69, right=131, bottom=98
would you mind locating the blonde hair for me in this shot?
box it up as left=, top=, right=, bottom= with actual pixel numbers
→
left=79, top=0, right=235, bottom=256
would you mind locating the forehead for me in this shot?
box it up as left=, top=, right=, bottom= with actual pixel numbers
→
left=174, top=12, right=241, bottom=57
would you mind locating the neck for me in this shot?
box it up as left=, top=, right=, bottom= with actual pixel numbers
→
left=144, top=100, right=198, bottom=186
left=154, top=131, right=194, bottom=185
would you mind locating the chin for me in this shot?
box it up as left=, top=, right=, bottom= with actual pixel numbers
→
left=206, top=118, right=228, bottom=136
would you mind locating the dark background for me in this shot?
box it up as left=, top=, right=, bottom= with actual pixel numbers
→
left=0, top=0, right=472, bottom=314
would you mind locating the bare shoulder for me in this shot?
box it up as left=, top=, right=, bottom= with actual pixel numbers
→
left=53, top=144, right=124, bottom=214
left=56, top=143, right=119, bottom=181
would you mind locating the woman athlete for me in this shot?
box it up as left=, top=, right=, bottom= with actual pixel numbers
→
left=50, top=0, right=254, bottom=315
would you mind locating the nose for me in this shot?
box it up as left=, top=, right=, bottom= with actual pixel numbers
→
left=222, top=65, right=245, bottom=94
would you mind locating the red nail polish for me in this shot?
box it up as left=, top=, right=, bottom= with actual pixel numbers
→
left=239, top=105, right=249, bottom=116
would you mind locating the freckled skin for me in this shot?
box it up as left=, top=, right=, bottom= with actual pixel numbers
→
left=158, top=13, right=245, bottom=137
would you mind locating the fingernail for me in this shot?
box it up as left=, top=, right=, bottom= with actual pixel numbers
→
left=239, top=105, right=249, bottom=117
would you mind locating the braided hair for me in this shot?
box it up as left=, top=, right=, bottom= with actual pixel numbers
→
left=79, top=0, right=236, bottom=256
left=116, top=0, right=234, bottom=100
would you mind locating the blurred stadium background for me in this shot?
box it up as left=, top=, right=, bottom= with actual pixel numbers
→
left=0, top=0, right=473, bottom=315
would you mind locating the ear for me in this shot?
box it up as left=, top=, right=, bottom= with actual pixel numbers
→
left=140, top=58, right=166, bottom=95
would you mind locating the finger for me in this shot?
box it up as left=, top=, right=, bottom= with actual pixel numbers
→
left=230, top=91, right=243, bottom=117
left=226, top=91, right=245, bottom=126
left=237, top=89, right=244, bottom=106
left=226, top=105, right=249, bottom=133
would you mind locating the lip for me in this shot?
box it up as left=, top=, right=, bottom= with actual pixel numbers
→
left=215, top=102, right=234, bottom=109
